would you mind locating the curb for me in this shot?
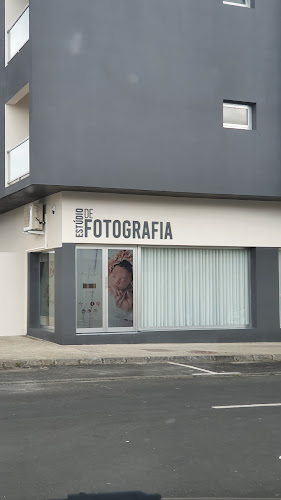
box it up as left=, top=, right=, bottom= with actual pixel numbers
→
left=1, top=353, right=281, bottom=369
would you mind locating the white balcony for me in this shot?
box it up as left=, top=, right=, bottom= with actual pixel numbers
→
left=7, top=137, right=29, bottom=184
left=8, top=5, right=29, bottom=61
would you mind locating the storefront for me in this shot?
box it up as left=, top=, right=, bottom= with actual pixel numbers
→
left=1, top=191, right=281, bottom=344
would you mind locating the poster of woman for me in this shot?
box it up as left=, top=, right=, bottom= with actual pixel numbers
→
left=108, top=249, right=133, bottom=328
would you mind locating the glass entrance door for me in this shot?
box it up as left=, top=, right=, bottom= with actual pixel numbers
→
left=76, top=247, right=135, bottom=333
left=77, top=249, right=103, bottom=330
left=39, top=252, right=55, bottom=329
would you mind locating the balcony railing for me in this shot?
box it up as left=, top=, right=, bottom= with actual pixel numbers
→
left=7, top=137, right=30, bottom=184
left=8, top=5, right=29, bottom=61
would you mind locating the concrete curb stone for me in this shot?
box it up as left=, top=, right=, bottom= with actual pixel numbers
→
left=1, top=353, right=281, bottom=370
left=252, top=354, right=273, bottom=361
left=79, top=358, right=104, bottom=365
left=102, top=357, right=128, bottom=364
left=53, top=358, right=86, bottom=366
left=273, top=354, right=281, bottom=360
left=233, top=355, right=254, bottom=362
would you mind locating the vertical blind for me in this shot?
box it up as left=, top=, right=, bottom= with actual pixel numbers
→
left=141, top=248, right=250, bottom=329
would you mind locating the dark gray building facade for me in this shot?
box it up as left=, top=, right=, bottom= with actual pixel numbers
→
left=1, top=0, right=281, bottom=344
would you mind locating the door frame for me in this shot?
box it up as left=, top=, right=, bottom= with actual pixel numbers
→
left=76, top=245, right=137, bottom=334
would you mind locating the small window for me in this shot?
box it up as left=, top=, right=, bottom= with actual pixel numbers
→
left=223, top=102, right=253, bottom=130
left=223, top=0, right=249, bottom=6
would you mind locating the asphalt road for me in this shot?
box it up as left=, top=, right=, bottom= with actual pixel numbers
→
left=1, top=362, right=281, bottom=500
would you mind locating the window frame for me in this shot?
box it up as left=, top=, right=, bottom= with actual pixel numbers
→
left=223, top=102, right=253, bottom=130
left=139, top=246, right=251, bottom=331
left=75, top=246, right=137, bottom=334
left=7, top=4, right=29, bottom=62
left=223, top=0, right=249, bottom=7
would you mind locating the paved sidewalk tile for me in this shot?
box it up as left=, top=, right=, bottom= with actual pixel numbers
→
left=1, top=335, right=281, bottom=369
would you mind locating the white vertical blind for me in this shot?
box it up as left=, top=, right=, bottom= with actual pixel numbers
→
left=141, top=248, right=250, bottom=328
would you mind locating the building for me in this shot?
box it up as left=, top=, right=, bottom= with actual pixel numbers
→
left=1, top=0, right=281, bottom=344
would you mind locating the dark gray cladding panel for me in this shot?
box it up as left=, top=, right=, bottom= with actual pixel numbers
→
left=4, top=42, right=30, bottom=102
left=0, top=0, right=5, bottom=193
left=4, top=0, right=281, bottom=200
left=0, top=0, right=31, bottom=201
left=0, top=1, right=4, bottom=78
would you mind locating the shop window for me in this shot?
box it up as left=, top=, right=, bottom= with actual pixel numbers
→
left=76, top=248, right=134, bottom=332
left=40, top=253, right=55, bottom=328
left=223, top=102, right=253, bottom=130
left=141, top=248, right=250, bottom=329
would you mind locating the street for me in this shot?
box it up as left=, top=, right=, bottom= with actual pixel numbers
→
left=1, top=363, right=281, bottom=500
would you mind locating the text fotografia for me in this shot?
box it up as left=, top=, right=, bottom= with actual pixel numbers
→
left=74, top=208, right=173, bottom=240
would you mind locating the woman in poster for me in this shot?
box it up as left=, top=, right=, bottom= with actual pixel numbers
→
left=108, top=249, right=133, bottom=328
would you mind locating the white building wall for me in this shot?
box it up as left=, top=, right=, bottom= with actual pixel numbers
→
left=5, top=93, right=29, bottom=153
left=0, top=193, right=62, bottom=336
left=0, top=253, right=25, bottom=336
left=62, top=192, right=281, bottom=248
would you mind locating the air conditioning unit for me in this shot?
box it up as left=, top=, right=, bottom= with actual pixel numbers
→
left=23, top=203, right=44, bottom=233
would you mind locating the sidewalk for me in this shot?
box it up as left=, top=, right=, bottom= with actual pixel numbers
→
left=1, top=336, right=281, bottom=369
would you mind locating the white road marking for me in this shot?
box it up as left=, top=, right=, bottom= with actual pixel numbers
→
left=212, top=403, right=281, bottom=409
left=167, top=361, right=217, bottom=374
left=193, top=372, right=241, bottom=376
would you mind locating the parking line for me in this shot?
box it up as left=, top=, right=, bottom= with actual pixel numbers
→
left=167, top=361, right=217, bottom=374
left=193, top=372, right=241, bottom=376
left=167, top=361, right=241, bottom=376
left=212, top=403, right=281, bottom=409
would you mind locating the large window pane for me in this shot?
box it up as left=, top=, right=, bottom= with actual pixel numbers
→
left=141, top=248, right=250, bottom=329
left=8, top=138, right=29, bottom=183
left=223, top=106, right=248, bottom=126
left=76, top=249, right=103, bottom=329
left=8, top=6, right=29, bottom=61
left=224, top=0, right=247, bottom=5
